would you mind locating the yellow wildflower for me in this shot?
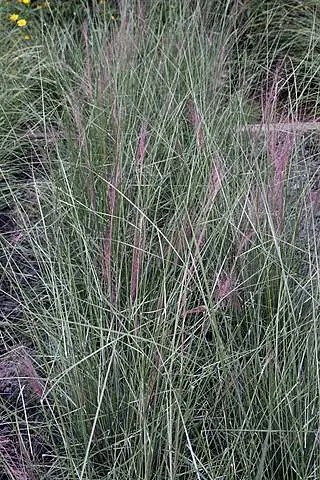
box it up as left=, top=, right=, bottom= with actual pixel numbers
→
left=21, top=0, right=31, bottom=4
left=17, top=19, right=27, bottom=27
left=24, top=34, right=31, bottom=40
left=9, top=14, right=19, bottom=22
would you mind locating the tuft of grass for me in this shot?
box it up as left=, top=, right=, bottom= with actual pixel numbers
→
left=1, top=1, right=320, bottom=479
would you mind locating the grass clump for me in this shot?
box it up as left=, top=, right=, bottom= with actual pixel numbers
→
left=1, top=1, right=320, bottom=479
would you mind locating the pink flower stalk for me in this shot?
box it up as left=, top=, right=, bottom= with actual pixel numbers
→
left=262, top=67, right=295, bottom=233
left=186, top=225, right=207, bottom=280
left=262, top=60, right=284, bottom=125
left=97, top=73, right=106, bottom=100
left=189, top=160, right=222, bottom=259
left=310, top=190, right=320, bottom=207
left=22, top=357, right=43, bottom=398
left=268, top=131, right=294, bottom=188
left=188, top=99, right=205, bottom=150
left=216, top=273, right=232, bottom=299
left=0, top=349, right=44, bottom=400
left=216, top=271, right=240, bottom=310
left=183, top=221, right=192, bottom=243
left=12, top=232, right=22, bottom=246
left=208, top=160, right=222, bottom=202
left=236, top=230, right=254, bottom=257
left=130, top=219, right=143, bottom=305
left=0, top=438, right=28, bottom=480
left=267, top=129, right=294, bottom=232
left=180, top=160, right=223, bottom=314
left=185, top=305, right=207, bottom=315
left=196, top=227, right=206, bottom=251
left=179, top=157, right=223, bottom=320
left=103, top=221, right=112, bottom=286
left=180, top=291, right=188, bottom=319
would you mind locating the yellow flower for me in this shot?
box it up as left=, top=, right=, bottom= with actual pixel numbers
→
left=23, top=0, right=31, bottom=4
left=17, top=19, right=27, bottom=27
left=9, top=14, right=19, bottom=22
left=24, top=34, right=31, bottom=40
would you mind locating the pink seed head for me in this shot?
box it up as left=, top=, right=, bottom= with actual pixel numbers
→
left=310, top=190, right=320, bottom=206
left=22, top=357, right=43, bottom=398
left=185, top=305, right=207, bottom=315
left=236, top=230, right=254, bottom=257
left=188, top=99, right=205, bottom=150
left=12, top=232, right=22, bottom=245
left=216, top=271, right=240, bottom=310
